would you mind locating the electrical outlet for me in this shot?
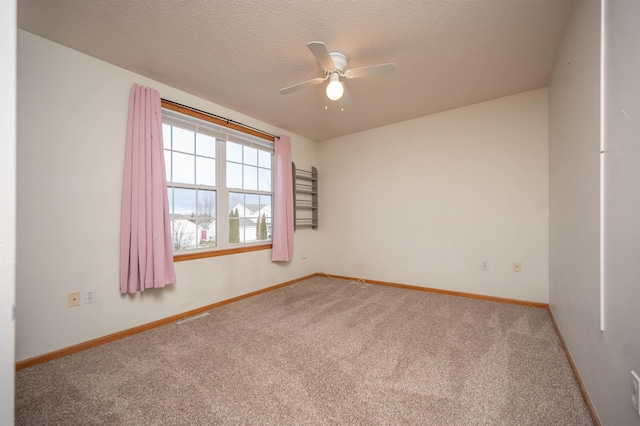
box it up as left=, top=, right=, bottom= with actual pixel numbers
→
left=632, top=370, right=640, bottom=415
left=513, top=262, right=522, bottom=273
left=481, top=259, right=489, bottom=270
left=301, top=249, right=307, bottom=259
left=67, top=292, right=81, bottom=307
left=85, top=288, right=96, bottom=304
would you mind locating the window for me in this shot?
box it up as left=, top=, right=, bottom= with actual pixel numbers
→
left=162, top=102, right=274, bottom=256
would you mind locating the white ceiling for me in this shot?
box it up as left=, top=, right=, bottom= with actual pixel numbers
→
left=18, top=0, right=574, bottom=142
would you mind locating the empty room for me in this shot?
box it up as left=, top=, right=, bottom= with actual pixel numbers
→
left=1, top=0, right=639, bottom=424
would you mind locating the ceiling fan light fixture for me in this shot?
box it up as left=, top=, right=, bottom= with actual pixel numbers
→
left=279, top=42, right=396, bottom=105
left=326, top=72, right=344, bottom=101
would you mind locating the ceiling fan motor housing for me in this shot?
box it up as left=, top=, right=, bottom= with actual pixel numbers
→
left=328, top=51, right=348, bottom=73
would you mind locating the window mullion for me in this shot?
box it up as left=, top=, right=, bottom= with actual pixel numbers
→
left=217, top=138, right=229, bottom=248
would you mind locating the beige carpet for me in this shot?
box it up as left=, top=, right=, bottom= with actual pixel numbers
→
left=16, top=276, right=593, bottom=425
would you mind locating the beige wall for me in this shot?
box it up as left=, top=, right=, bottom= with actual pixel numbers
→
left=549, top=0, right=640, bottom=423
left=318, top=89, right=549, bottom=303
left=16, top=30, right=319, bottom=361
left=16, top=28, right=552, bottom=362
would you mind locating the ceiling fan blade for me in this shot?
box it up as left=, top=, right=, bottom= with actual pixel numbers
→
left=307, top=41, right=335, bottom=70
left=339, top=86, right=351, bottom=107
left=344, top=63, right=396, bottom=79
left=279, top=77, right=326, bottom=95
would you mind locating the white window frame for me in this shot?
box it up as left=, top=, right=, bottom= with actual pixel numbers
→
left=162, top=105, right=274, bottom=257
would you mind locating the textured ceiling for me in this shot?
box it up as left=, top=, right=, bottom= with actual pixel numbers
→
left=18, top=0, right=574, bottom=141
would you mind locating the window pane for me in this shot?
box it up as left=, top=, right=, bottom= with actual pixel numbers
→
left=244, top=193, right=259, bottom=214
left=172, top=152, right=195, bottom=184
left=229, top=193, right=262, bottom=244
left=246, top=193, right=259, bottom=243
left=171, top=188, right=197, bottom=251
left=258, top=195, right=272, bottom=240
left=195, top=156, right=215, bottom=186
left=196, top=133, right=216, bottom=158
left=227, top=161, right=242, bottom=189
left=173, top=127, right=195, bottom=153
left=243, top=146, right=258, bottom=166
left=227, top=141, right=242, bottom=163
left=258, top=168, right=271, bottom=192
left=228, top=192, right=243, bottom=244
left=171, top=219, right=197, bottom=251
left=246, top=194, right=259, bottom=243
left=196, top=189, right=216, bottom=248
left=243, top=165, right=258, bottom=190
left=173, top=188, right=196, bottom=215
left=162, top=124, right=171, bottom=150
left=197, top=189, right=216, bottom=218
left=229, top=192, right=244, bottom=213
left=259, top=195, right=272, bottom=217
left=258, top=150, right=271, bottom=168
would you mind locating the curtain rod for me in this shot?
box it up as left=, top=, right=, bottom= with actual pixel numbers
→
left=160, top=98, right=279, bottom=140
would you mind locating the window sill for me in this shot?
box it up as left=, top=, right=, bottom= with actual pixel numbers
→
left=173, top=243, right=273, bottom=262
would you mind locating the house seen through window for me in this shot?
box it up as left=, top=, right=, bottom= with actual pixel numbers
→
left=162, top=104, right=274, bottom=253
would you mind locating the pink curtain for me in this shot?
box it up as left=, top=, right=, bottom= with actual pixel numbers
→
left=271, top=134, right=294, bottom=262
left=120, top=83, right=176, bottom=293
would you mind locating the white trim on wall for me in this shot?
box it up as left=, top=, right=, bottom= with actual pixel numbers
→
left=0, top=0, right=17, bottom=423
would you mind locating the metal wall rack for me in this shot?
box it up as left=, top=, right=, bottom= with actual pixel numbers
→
left=292, top=163, right=318, bottom=230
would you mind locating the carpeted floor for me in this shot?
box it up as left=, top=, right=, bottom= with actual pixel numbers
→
left=15, top=276, right=593, bottom=425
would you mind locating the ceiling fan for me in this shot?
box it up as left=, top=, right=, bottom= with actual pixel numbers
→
left=279, top=41, right=396, bottom=106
